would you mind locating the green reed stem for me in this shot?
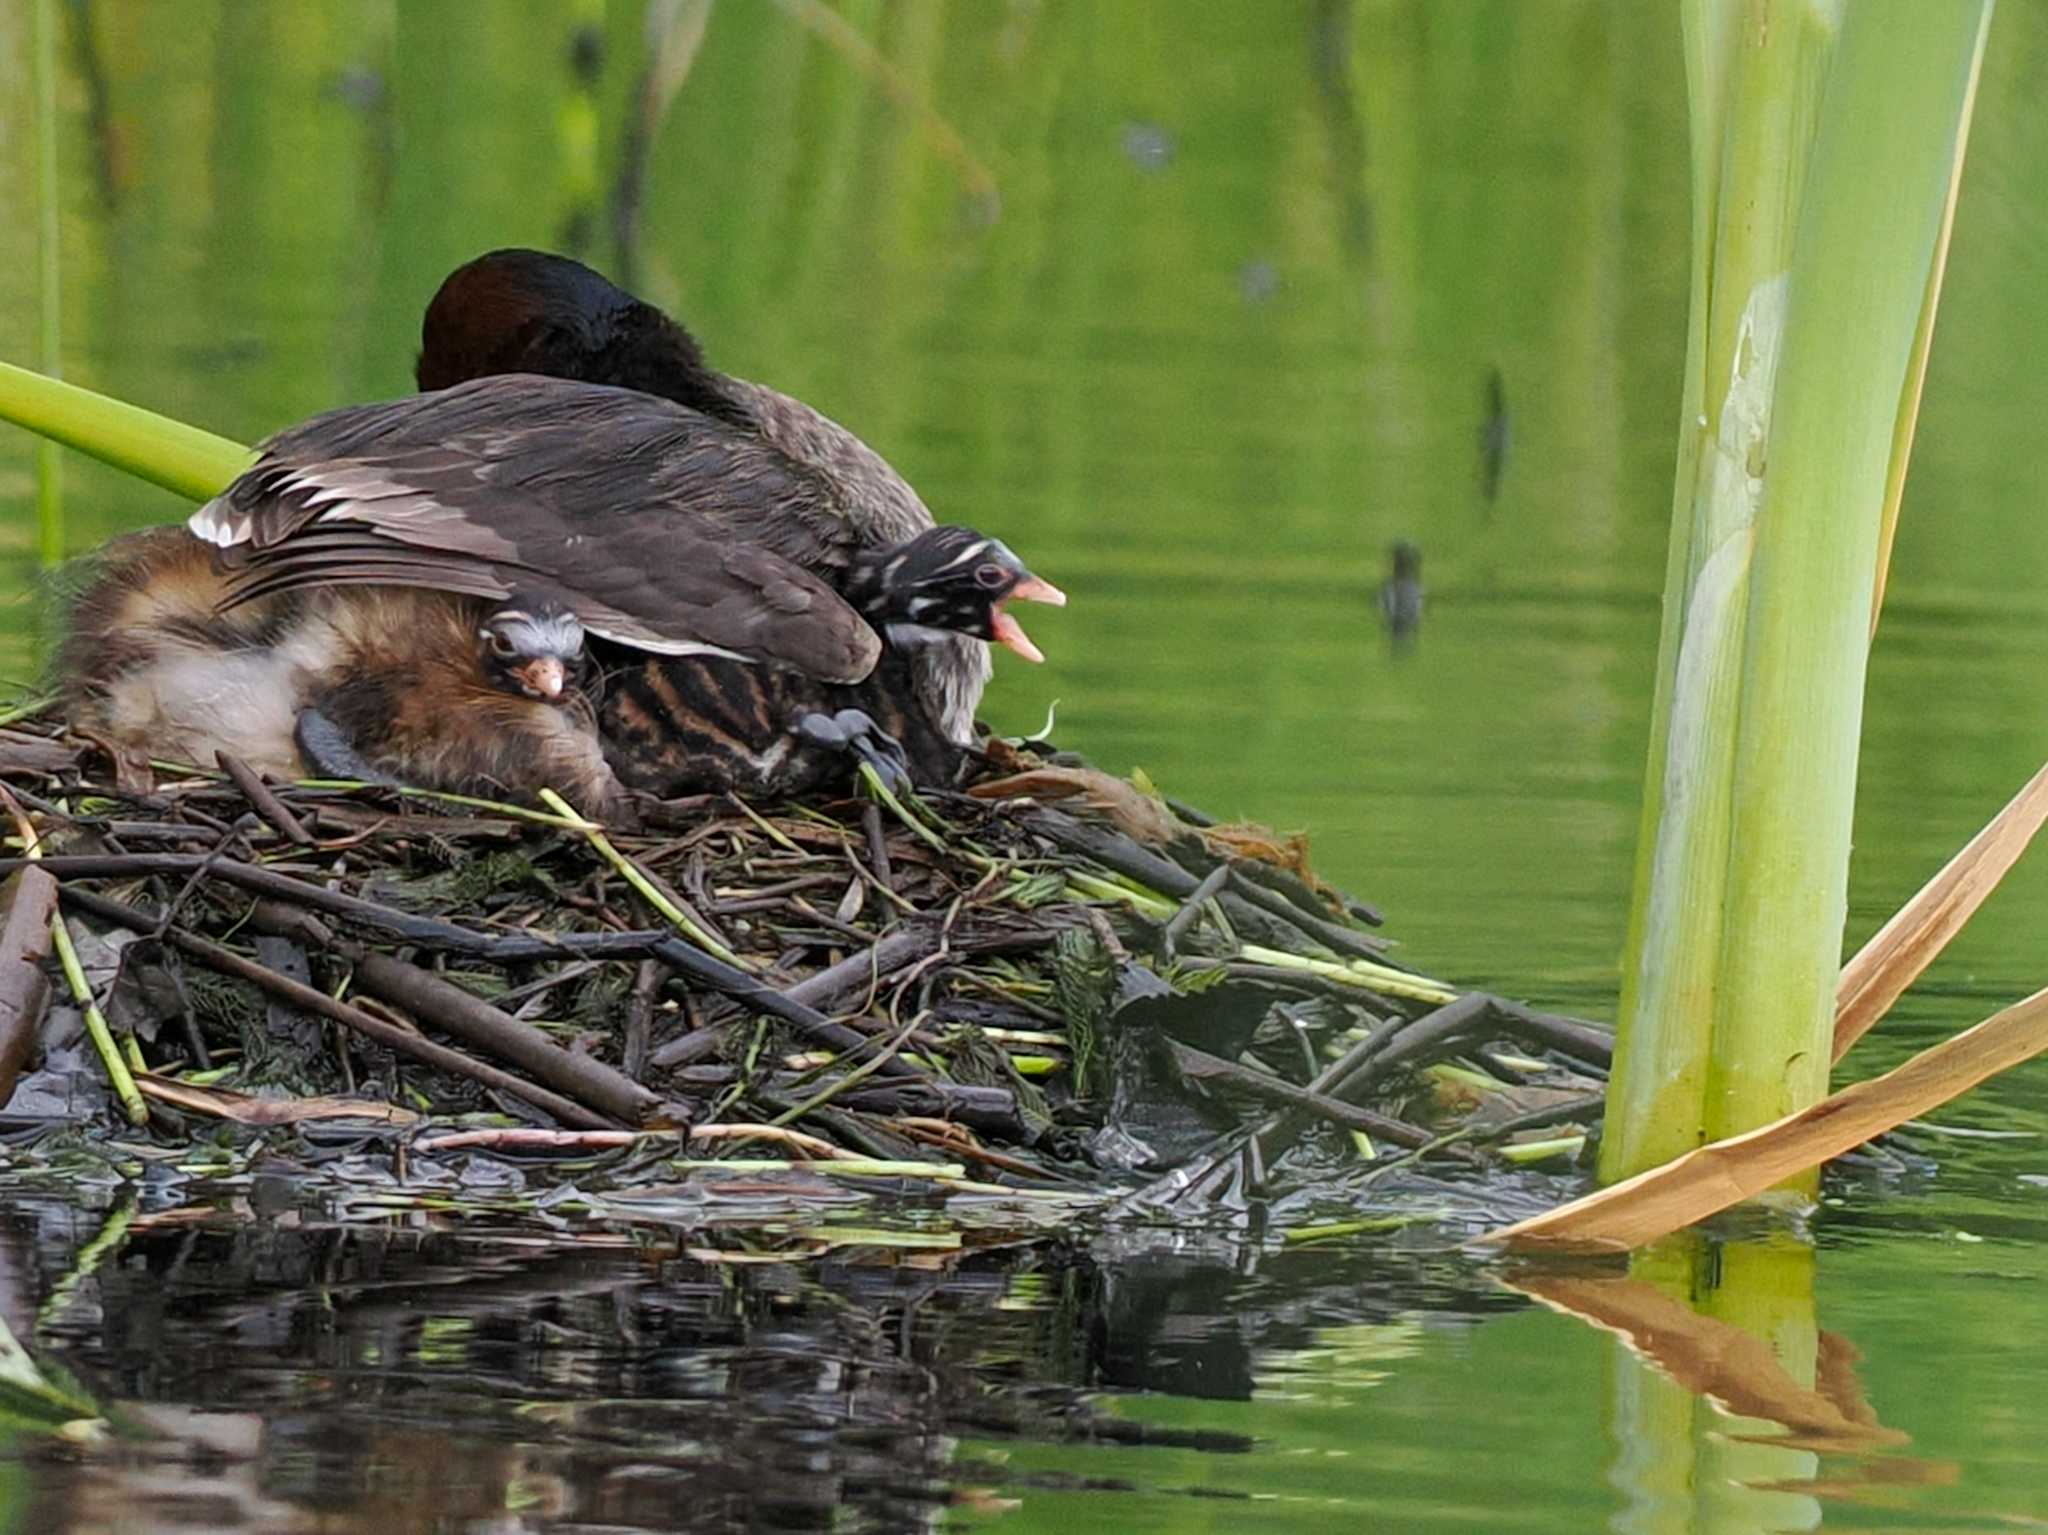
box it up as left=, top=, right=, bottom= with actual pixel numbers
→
left=34, top=0, right=64, bottom=566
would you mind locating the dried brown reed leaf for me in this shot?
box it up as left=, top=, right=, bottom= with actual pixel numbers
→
left=1834, top=759, right=2048, bottom=1061
left=136, top=1073, right=419, bottom=1126
left=971, top=765, right=1340, bottom=899
left=970, top=767, right=1184, bottom=845
left=1202, top=824, right=1338, bottom=900
left=1488, top=984, right=2048, bottom=1253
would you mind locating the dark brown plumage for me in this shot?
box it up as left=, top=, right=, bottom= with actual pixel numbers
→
left=189, top=376, right=886, bottom=685
left=412, top=248, right=1065, bottom=796
left=60, top=526, right=625, bottom=817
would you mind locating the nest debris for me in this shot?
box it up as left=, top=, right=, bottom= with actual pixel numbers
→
left=0, top=708, right=1614, bottom=1228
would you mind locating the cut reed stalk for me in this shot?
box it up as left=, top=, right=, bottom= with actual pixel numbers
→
left=1603, top=0, right=1994, bottom=1181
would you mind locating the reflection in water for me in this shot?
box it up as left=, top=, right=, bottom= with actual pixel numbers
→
left=1, top=1196, right=2002, bottom=1533
left=6, top=1198, right=1513, bottom=1531
left=1377, top=538, right=1425, bottom=653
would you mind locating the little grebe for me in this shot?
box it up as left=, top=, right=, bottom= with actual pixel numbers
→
left=413, top=248, right=1064, bottom=794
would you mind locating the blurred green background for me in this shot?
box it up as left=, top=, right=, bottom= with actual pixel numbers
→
left=3, top=3, right=2048, bottom=1527
left=6, top=1, right=2045, bottom=1017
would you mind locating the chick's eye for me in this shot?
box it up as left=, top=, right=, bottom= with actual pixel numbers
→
left=973, top=563, right=1008, bottom=590
left=488, top=631, right=517, bottom=657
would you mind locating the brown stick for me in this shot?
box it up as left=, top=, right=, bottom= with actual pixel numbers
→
left=3, top=853, right=510, bottom=948
left=244, top=902, right=662, bottom=1127
left=1225, top=866, right=1391, bottom=958
left=0, top=865, right=59, bottom=1108
left=1483, top=996, right=1613, bottom=1069
left=1159, top=864, right=1229, bottom=958
left=1166, top=1040, right=1431, bottom=1147
left=0, top=857, right=924, bottom=1058
left=861, top=802, right=894, bottom=890
left=57, top=886, right=613, bottom=1130
left=782, top=928, right=941, bottom=1012
left=216, top=753, right=313, bottom=846
left=358, top=953, right=660, bottom=1126
left=623, top=959, right=661, bottom=1080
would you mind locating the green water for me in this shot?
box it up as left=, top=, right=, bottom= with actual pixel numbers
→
left=2, top=2, right=2047, bottom=1530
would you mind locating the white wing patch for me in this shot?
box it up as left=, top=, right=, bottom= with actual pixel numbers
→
left=581, top=623, right=753, bottom=662
left=187, top=499, right=248, bottom=548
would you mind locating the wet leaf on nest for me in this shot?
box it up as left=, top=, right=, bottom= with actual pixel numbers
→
left=135, top=1074, right=419, bottom=1126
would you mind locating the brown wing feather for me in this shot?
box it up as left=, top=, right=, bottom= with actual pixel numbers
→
left=190, top=376, right=883, bottom=681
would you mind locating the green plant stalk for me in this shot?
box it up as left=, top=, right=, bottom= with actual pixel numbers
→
left=727, top=792, right=806, bottom=855
left=50, top=912, right=147, bottom=1126
left=34, top=0, right=64, bottom=567
left=1603, top=1, right=1993, bottom=1179
left=0, top=694, right=56, bottom=727
left=790, top=1225, right=963, bottom=1250
left=1237, top=942, right=1455, bottom=1004
left=1706, top=6, right=1992, bottom=1144
left=1606, top=0, right=1842, bottom=1178
left=1279, top=1215, right=1419, bottom=1245
left=857, top=761, right=948, bottom=853
left=0, top=362, right=254, bottom=505
left=1062, top=870, right=1175, bottom=922
left=768, top=1016, right=921, bottom=1127
left=1499, top=1135, right=1586, bottom=1166
left=536, top=788, right=752, bottom=969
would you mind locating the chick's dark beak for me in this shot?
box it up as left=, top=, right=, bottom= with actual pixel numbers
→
left=512, top=656, right=568, bottom=700
left=989, top=572, right=1066, bottom=663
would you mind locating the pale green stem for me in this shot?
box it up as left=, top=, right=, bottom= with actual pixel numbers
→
left=51, top=912, right=147, bottom=1126
left=857, top=761, right=948, bottom=854
left=727, top=792, right=805, bottom=855
left=34, top=0, right=63, bottom=567
left=536, top=787, right=752, bottom=969
left=0, top=362, right=254, bottom=504
left=1237, top=942, right=1455, bottom=1004
left=1604, top=0, right=1990, bottom=1177
left=1607, top=0, right=1842, bottom=1177
left=1706, top=7, right=1992, bottom=1144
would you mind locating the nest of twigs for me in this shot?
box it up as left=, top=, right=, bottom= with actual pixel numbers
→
left=0, top=707, right=1615, bottom=1230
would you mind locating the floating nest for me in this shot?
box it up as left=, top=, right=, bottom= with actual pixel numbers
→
left=0, top=707, right=1615, bottom=1237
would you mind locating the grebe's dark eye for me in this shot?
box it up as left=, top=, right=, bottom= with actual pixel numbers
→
left=974, top=563, right=1008, bottom=590
left=487, top=630, right=517, bottom=657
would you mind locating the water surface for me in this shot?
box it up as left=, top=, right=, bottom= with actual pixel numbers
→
left=2, top=2, right=2047, bottom=1529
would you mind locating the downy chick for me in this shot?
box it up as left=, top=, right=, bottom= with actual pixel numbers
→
left=59, top=526, right=625, bottom=817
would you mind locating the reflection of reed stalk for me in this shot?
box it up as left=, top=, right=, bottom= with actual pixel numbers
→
left=35, top=0, right=64, bottom=568
left=613, top=0, right=713, bottom=289
left=771, top=0, right=1001, bottom=222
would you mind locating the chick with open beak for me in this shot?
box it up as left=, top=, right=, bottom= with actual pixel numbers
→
left=986, top=565, right=1067, bottom=664
left=841, top=525, right=1066, bottom=664
left=597, top=526, right=1065, bottom=801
